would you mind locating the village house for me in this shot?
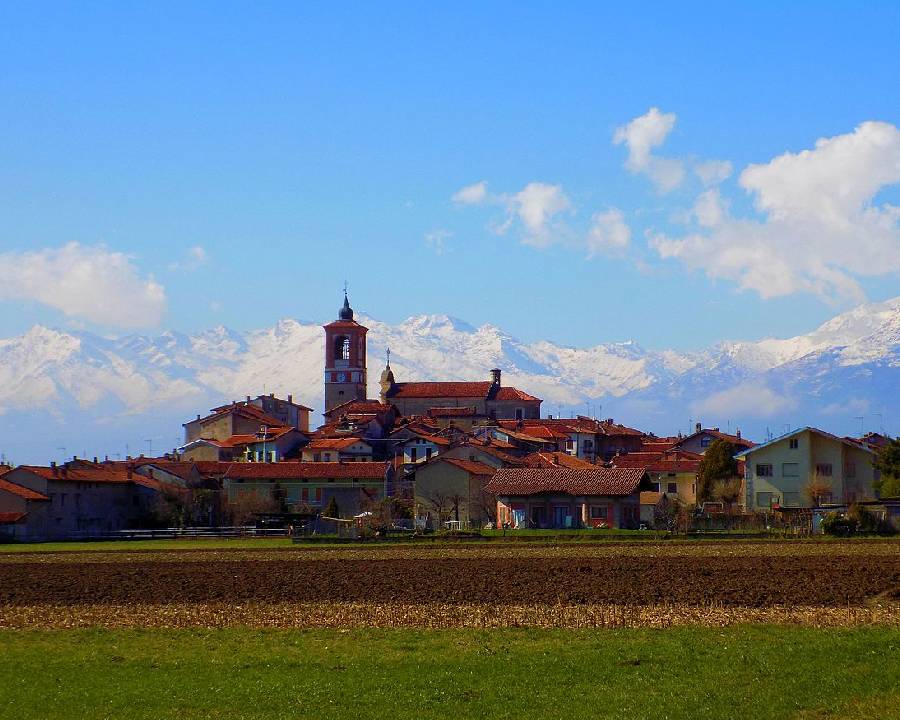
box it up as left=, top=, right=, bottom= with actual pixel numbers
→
left=674, top=423, right=754, bottom=455
left=487, top=467, right=648, bottom=529
left=180, top=425, right=306, bottom=462
left=0, top=460, right=166, bottom=542
left=735, top=427, right=877, bottom=511
left=199, top=460, right=395, bottom=519
left=387, top=423, right=451, bottom=466
left=495, top=417, right=643, bottom=462
left=411, top=456, right=497, bottom=529
left=611, top=448, right=701, bottom=506
left=301, top=437, right=374, bottom=463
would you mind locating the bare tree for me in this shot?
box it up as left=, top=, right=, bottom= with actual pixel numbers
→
left=805, top=477, right=833, bottom=507
left=223, top=490, right=279, bottom=526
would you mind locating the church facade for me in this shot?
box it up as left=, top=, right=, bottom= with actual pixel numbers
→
left=322, top=293, right=542, bottom=421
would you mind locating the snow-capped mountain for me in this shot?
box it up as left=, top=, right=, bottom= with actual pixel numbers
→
left=0, top=298, right=897, bottom=464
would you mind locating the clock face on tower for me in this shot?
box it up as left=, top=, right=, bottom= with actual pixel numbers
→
left=337, top=372, right=348, bottom=382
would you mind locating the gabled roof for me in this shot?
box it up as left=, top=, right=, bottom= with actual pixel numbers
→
left=612, top=449, right=701, bottom=473
left=0, top=511, right=27, bottom=523
left=194, top=461, right=390, bottom=480
left=0, top=478, right=50, bottom=501
left=487, top=468, right=646, bottom=497
left=438, top=458, right=497, bottom=476
left=189, top=401, right=286, bottom=429
left=523, top=452, right=596, bottom=469
left=325, top=399, right=395, bottom=417
left=676, top=428, right=754, bottom=450
left=386, top=381, right=541, bottom=402
left=305, top=437, right=372, bottom=451
left=734, top=427, right=876, bottom=458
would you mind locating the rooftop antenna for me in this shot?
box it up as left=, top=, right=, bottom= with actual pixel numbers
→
left=874, top=413, right=884, bottom=434
left=854, top=416, right=864, bottom=436
left=144, top=438, right=153, bottom=456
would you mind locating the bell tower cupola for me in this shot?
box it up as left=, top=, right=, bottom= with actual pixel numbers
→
left=323, top=290, right=368, bottom=412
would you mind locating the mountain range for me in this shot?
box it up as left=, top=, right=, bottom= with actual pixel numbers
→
left=1, top=297, right=898, bottom=464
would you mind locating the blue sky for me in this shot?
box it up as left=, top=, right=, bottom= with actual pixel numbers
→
left=0, top=2, right=898, bottom=350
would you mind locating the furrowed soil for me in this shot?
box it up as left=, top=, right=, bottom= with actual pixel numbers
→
left=2, top=551, right=899, bottom=607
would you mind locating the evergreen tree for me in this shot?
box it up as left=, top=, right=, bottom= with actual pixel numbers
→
left=323, top=495, right=340, bottom=518
left=697, top=439, right=738, bottom=503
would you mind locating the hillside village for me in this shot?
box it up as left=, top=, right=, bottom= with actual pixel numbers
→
left=1, top=293, right=897, bottom=542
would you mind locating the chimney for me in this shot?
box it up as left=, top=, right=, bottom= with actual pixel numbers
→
left=489, top=368, right=501, bottom=386
left=93, top=456, right=98, bottom=464
left=50, top=461, right=58, bottom=477
left=607, top=418, right=614, bottom=425
left=270, top=392, right=275, bottom=398
left=695, top=422, right=702, bottom=433
left=246, top=395, right=251, bottom=403
left=126, top=462, right=133, bottom=479
left=548, top=414, right=553, bottom=420
left=196, top=414, right=201, bottom=421
left=736, top=428, right=741, bottom=439
left=287, top=394, right=293, bottom=404
left=552, top=454, right=559, bottom=466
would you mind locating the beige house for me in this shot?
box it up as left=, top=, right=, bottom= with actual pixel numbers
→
left=412, top=456, right=497, bottom=529
left=735, top=427, right=876, bottom=511
left=301, top=437, right=374, bottom=463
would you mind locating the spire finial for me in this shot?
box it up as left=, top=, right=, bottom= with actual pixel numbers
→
left=386, top=347, right=391, bottom=368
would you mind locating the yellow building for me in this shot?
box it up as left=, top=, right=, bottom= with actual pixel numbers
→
left=735, top=427, right=876, bottom=511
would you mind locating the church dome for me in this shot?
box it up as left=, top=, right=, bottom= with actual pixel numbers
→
left=339, top=293, right=354, bottom=321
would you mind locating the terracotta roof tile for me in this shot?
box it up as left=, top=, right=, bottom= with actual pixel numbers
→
left=0, top=511, right=27, bottom=523
left=0, top=478, right=50, bottom=501
left=486, top=467, right=646, bottom=496
left=523, top=452, right=595, bottom=469
left=195, top=461, right=389, bottom=480
left=439, top=458, right=497, bottom=476
left=305, top=437, right=371, bottom=451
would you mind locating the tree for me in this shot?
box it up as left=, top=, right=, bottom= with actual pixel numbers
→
left=323, top=495, right=340, bottom=519
left=697, top=440, right=739, bottom=503
left=223, top=490, right=279, bottom=526
left=874, top=438, right=900, bottom=498
left=805, top=476, right=833, bottom=507
left=715, top=478, right=743, bottom=508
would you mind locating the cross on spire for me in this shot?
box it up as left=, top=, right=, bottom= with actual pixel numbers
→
left=386, top=347, right=391, bottom=367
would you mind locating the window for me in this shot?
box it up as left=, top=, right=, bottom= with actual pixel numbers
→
left=782, top=492, right=801, bottom=507
left=782, top=463, right=799, bottom=477
left=313, top=453, right=320, bottom=462
left=590, top=505, right=608, bottom=519
left=515, top=408, right=524, bottom=420
left=410, top=448, right=417, bottom=463
left=700, top=437, right=711, bottom=448
left=756, top=464, right=773, bottom=477
left=815, top=463, right=833, bottom=477
left=756, top=492, right=775, bottom=508
left=650, top=482, right=661, bottom=493
left=425, top=448, right=433, bottom=461
left=789, top=438, right=799, bottom=449
left=667, top=482, right=678, bottom=494
left=323, top=453, right=331, bottom=462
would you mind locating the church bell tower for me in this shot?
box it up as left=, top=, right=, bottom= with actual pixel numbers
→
left=323, top=291, right=368, bottom=412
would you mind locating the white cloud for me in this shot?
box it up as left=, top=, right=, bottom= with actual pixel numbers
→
left=614, top=107, right=685, bottom=192
left=168, top=245, right=209, bottom=272
left=651, top=121, right=900, bottom=302
left=693, top=381, right=797, bottom=419
left=692, top=189, right=728, bottom=228
left=424, top=229, right=452, bottom=255
left=508, top=182, right=572, bottom=245
left=0, top=242, right=166, bottom=328
left=694, top=159, right=733, bottom=186
left=587, top=209, right=631, bottom=256
left=452, top=181, right=488, bottom=205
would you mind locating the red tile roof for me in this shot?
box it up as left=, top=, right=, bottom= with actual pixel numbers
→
left=195, top=461, right=389, bottom=480
left=523, top=452, right=596, bottom=469
left=387, top=381, right=541, bottom=402
left=612, top=449, right=701, bottom=473
left=0, top=478, right=50, bottom=501
left=305, top=437, right=371, bottom=451
left=14, top=465, right=134, bottom=484
left=677, top=429, right=755, bottom=449
left=486, top=467, right=646, bottom=497
left=439, top=458, right=497, bottom=476
left=326, top=399, right=394, bottom=417
left=0, top=511, right=27, bottom=523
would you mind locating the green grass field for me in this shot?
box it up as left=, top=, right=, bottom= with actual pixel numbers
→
left=1, top=627, right=898, bottom=719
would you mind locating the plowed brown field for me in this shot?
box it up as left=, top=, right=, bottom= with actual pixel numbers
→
left=2, top=554, right=899, bottom=607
